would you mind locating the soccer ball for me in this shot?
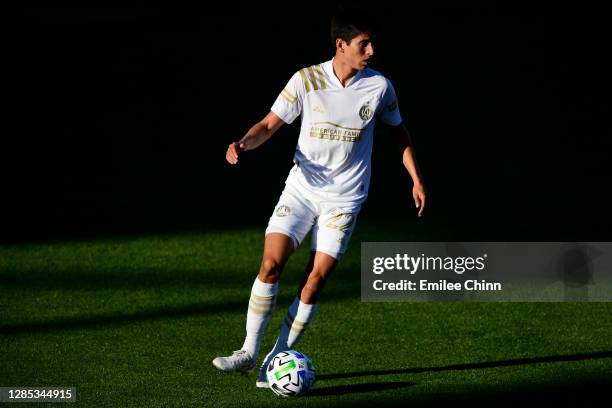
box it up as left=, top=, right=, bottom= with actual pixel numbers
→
left=266, top=350, right=315, bottom=397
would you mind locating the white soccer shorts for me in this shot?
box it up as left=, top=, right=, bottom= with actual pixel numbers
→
left=265, top=183, right=361, bottom=260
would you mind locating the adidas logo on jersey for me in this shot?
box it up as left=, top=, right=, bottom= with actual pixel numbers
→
left=313, top=105, right=325, bottom=113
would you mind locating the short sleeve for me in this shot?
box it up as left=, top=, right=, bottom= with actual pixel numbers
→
left=377, top=79, right=402, bottom=126
left=271, top=71, right=304, bottom=124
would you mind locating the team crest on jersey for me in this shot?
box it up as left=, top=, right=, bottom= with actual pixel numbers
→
left=359, top=102, right=374, bottom=120
left=276, top=205, right=291, bottom=217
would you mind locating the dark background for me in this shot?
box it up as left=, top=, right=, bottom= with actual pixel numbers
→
left=5, top=3, right=611, bottom=243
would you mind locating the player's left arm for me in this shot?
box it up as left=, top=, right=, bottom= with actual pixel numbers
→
left=391, top=123, right=427, bottom=217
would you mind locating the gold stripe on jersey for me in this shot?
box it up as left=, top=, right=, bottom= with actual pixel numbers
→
left=307, top=66, right=319, bottom=91
left=313, top=121, right=364, bottom=131
left=316, top=65, right=326, bottom=89
left=299, top=69, right=311, bottom=93
left=281, top=88, right=297, bottom=104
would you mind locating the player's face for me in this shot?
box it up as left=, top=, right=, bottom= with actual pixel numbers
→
left=343, top=33, right=374, bottom=70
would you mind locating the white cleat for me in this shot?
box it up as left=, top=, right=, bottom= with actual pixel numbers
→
left=212, top=350, right=255, bottom=373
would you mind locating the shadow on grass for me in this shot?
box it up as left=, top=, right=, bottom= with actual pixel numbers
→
left=307, top=381, right=415, bottom=397
left=0, top=275, right=364, bottom=335
left=0, top=297, right=291, bottom=335
left=0, top=283, right=362, bottom=336
left=317, top=350, right=612, bottom=381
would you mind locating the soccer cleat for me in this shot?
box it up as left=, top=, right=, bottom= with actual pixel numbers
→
left=255, top=366, right=269, bottom=388
left=212, top=350, right=255, bottom=373
left=255, top=349, right=278, bottom=388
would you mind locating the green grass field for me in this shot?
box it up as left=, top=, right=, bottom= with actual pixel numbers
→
left=1, top=224, right=611, bottom=407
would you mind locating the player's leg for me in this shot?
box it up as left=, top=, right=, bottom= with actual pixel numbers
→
left=240, top=232, right=294, bottom=360
left=211, top=233, right=293, bottom=373
left=297, top=250, right=338, bottom=303
left=213, top=185, right=315, bottom=373
left=255, top=251, right=337, bottom=387
left=280, top=204, right=360, bottom=347
left=257, top=204, right=358, bottom=387
left=271, top=251, right=337, bottom=349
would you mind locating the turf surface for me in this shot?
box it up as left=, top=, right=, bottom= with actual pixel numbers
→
left=1, top=224, right=611, bottom=407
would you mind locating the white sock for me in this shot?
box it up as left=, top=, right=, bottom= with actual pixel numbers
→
left=261, top=297, right=317, bottom=368
left=241, top=277, right=278, bottom=359
left=287, top=298, right=317, bottom=348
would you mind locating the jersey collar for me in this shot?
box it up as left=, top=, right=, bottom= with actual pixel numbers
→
left=324, top=58, right=363, bottom=89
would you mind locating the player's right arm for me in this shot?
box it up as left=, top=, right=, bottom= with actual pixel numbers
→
left=226, top=71, right=304, bottom=165
left=226, top=112, right=284, bottom=165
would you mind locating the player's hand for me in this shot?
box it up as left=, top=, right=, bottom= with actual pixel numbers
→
left=226, top=141, right=245, bottom=165
left=413, top=182, right=427, bottom=217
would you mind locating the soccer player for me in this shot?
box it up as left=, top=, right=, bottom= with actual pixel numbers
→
left=212, top=9, right=426, bottom=388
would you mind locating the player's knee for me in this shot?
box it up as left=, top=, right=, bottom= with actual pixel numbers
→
left=259, top=258, right=283, bottom=283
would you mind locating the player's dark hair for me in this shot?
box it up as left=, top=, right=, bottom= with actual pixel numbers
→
left=330, top=3, right=379, bottom=48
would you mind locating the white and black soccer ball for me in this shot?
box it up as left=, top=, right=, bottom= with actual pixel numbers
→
left=266, top=350, right=315, bottom=397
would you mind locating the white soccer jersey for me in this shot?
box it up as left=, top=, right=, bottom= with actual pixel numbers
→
left=271, top=58, right=402, bottom=203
